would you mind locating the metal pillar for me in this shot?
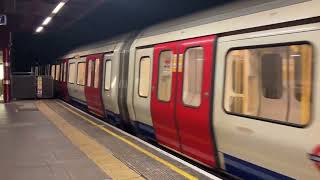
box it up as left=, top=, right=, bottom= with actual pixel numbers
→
left=3, top=48, right=10, bottom=102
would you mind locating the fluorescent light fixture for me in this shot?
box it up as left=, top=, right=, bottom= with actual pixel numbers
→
left=52, top=2, right=66, bottom=14
left=42, top=17, right=52, bottom=26
left=36, top=26, right=44, bottom=33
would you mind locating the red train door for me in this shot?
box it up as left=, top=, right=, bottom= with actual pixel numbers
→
left=151, top=36, right=217, bottom=167
left=176, top=36, right=216, bottom=166
left=85, top=54, right=105, bottom=117
left=151, top=42, right=180, bottom=151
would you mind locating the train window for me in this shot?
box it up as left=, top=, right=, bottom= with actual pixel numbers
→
left=104, top=60, right=112, bottom=90
left=51, top=65, right=55, bottom=79
left=232, top=60, right=244, bottom=94
left=138, top=57, right=151, bottom=97
left=60, top=63, right=64, bottom=82
left=261, top=54, right=283, bottom=99
left=182, top=47, right=204, bottom=107
left=94, top=59, right=100, bottom=88
left=35, top=66, right=39, bottom=76
left=224, top=43, right=312, bottom=126
left=55, top=65, right=60, bottom=81
left=87, top=61, right=93, bottom=87
left=68, top=63, right=75, bottom=83
left=77, top=62, right=86, bottom=86
left=63, top=62, right=67, bottom=82
left=157, top=50, right=173, bottom=102
left=293, top=52, right=302, bottom=101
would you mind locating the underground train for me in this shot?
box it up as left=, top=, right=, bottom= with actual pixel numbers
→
left=46, top=0, right=320, bottom=179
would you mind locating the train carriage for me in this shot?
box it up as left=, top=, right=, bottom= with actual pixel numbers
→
left=50, top=0, right=320, bottom=179
left=59, top=34, right=136, bottom=128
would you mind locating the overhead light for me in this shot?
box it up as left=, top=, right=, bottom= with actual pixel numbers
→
left=42, top=17, right=52, bottom=26
left=36, top=26, right=44, bottom=33
left=52, top=2, right=66, bottom=14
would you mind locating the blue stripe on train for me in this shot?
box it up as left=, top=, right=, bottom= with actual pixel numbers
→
left=105, top=111, right=121, bottom=126
left=69, top=97, right=88, bottom=111
left=135, top=122, right=156, bottom=141
left=224, top=154, right=295, bottom=180
left=104, top=112, right=156, bottom=141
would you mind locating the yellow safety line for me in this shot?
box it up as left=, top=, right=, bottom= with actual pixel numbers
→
left=37, top=101, right=143, bottom=180
left=55, top=100, right=199, bottom=180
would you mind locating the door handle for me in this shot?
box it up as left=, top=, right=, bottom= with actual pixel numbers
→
left=203, top=92, right=209, bottom=97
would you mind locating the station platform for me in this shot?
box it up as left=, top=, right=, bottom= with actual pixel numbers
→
left=0, top=100, right=224, bottom=180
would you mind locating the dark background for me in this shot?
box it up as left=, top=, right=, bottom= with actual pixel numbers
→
left=12, top=0, right=231, bottom=72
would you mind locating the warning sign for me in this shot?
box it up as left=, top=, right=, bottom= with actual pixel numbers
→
left=172, top=54, right=177, bottom=72
left=178, top=54, right=183, bottom=72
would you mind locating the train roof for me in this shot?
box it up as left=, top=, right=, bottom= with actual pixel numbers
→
left=61, top=0, right=320, bottom=59
left=62, top=33, right=133, bottom=59
left=134, top=0, right=319, bottom=47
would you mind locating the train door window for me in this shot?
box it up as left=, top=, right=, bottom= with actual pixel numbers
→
left=182, top=47, right=204, bottom=107
left=87, top=61, right=93, bottom=87
left=0, top=52, right=3, bottom=102
left=60, top=63, right=64, bottom=82
left=157, top=50, right=173, bottom=102
left=138, top=57, right=151, bottom=97
left=63, top=62, right=67, bottom=82
left=224, top=43, right=312, bottom=126
left=51, top=65, right=56, bottom=79
left=104, top=60, right=112, bottom=90
left=55, top=65, right=60, bottom=81
left=77, top=62, right=86, bottom=85
left=94, top=59, right=100, bottom=88
left=68, top=63, right=76, bottom=83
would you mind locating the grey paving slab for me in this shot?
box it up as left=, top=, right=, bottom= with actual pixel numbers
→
left=0, top=101, right=111, bottom=180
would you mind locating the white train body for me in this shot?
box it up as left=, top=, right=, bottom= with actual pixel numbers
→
left=49, top=0, right=320, bottom=179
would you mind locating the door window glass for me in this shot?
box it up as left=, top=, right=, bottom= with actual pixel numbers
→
left=224, top=43, right=312, bottom=126
left=157, top=51, right=173, bottom=102
left=51, top=65, right=55, bottom=79
left=63, top=62, right=67, bottom=82
left=182, top=47, right=204, bottom=107
left=104, top=60, right=112, bottom=90
left=55, top=65, right=60, bottom=81
left=94, top=59, right=100, bottom=88
left=60, top=63, right=63, bottom=82
left=77, top=62, right=86, bottom=85
left=68, top=63, right=75, bottom=83
left=139, top=57, right=151, bottom=97
left=87, top=61, right=93, bottom=87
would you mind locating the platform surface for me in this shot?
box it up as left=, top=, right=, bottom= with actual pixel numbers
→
left=0, top=100, right=224, bottom=180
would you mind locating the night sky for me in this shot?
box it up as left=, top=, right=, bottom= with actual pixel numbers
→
left=12, top=0, right=231, bottom=72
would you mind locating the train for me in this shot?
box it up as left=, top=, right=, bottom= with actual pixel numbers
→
left=41, top=0, right=320, bottom=179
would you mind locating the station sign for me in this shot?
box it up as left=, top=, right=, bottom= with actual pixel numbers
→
left=0, top=15, right=7, bottom=26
